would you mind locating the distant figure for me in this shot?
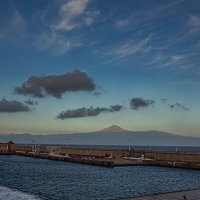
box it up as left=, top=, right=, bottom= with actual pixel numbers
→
left=183, top=194, right=188, bottom=200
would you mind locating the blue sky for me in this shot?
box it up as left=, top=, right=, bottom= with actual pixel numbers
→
left=0, top=0, right=200, bottom=136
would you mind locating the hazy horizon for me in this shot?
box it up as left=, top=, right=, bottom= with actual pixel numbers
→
left=0, top=0, right=200, bottom=137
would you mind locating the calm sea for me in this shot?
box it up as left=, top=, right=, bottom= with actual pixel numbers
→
left=0, top=155, right=200, bottom=200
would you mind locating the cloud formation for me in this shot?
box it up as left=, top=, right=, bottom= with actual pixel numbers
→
left=130, top=97, right=155, bottom=110
left=109, top=36, right=151, bottom=60
left=57, top=105, right=123, bottom=119
left=54, top=0, right=99, bottom=31
left=36, top=33, right=82, bottom=55
left=115, top=0, right=184, bottom=30
left=24, top=99, right=38, bottom=105
left=0, top=8, right=26, bottom=42
left=35, top=0, right=99, bottom=55
left=169, top=103, right=189, bottom=111
left=161, top=98, right=189, bottom=111
left=0, top=98, right=30, bottom=113
left=15, top=70, right=96, bottom=98
left=189, top=15, right=200, bottom=33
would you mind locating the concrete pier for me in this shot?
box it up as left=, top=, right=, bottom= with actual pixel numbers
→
left=118, top=189, right=200, bottom=200
left=14, top=151, right=115, bottom=167
left=1, top=143, right=200, bottom=169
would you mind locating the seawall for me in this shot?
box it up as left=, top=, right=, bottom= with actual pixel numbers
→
left=1, top=143, right=200, bottom=169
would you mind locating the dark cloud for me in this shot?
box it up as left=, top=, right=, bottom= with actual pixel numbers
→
left=161, top=98, right=189, bottom=111
left=110, top=105, right=123, bottom=111
left=93, top=86, right=108, bottom=97
left=169, top=103, right=189, bottom=111
left=24, top=99, right=38, bottom=105
left=161, top=98, right=167, bottom=103
left=130, top=97, right=155, bottom=110
left=93, top=91, right=101, bottom=96
left=57, top=105, right=123, bottom=119
left=0, top=98, right=30, bottom=112
left=15, top=70, right=96, bottom=98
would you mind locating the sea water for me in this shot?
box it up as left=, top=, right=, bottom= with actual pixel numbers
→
left=0, top=155, right=200, bottom=200
left=0, top=185, right=40, bottom=200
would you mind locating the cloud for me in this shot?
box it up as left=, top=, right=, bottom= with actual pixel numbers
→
left=93, top=91, right=101, bottom=96
left=53, top=0, right=99, bottom=31
left=115, top=17, right=132, bottom=29
left=130, top=97, right=155, bottom=110
left=11, top=9, right=26, bottom=30
left=169, top=103, right=189, bottom=111
left=110, top=105, right=123, bottom=112
left=161, top=98, right=167, bottom=104
left=108, top=36, right=151, bottom=60
left=0, top=98, right=30, bottom=113
left=189, top=15, right=200, bottom=33
left=57, top=105, right=123, bottom=119
left=35, top=0, right=99, bottom=54
left=24, top=99, right=38, bottom=105
left=161, top=98, right=189, bottom=111
left=170, top=55, right=185, bottom=63
left=15, top=70, right=96, bottom=98
left=115, top=0, right=185, bottom=30
left=93, top=86, right=108, bottom=96
left=0, top=8, right=26, bottom=42
left=36, top=32, right=82, bottom=55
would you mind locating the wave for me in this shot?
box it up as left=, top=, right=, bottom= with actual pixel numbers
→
left=0, top=186, right=41, bottom=200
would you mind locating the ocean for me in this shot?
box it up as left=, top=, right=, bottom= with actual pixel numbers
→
left=0, top=155, right=200, bottom=200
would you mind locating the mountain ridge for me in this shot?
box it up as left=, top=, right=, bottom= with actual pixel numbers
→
left=97, top=125, right=129, bottom=133
left=0, top=124, right=200, bottom=146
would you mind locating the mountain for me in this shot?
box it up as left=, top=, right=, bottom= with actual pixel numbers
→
left=98, top=125, right=129, bottom=133
left=0, top=125, right=200, bottom=146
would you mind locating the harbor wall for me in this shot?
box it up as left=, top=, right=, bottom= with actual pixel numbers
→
left=13, top=145, right=200, bottom=163
left=1, top=143, right=200, bottom=168
left=129, top=151, right=200, bottom=164
left=14, top=145, right=124, bottom=157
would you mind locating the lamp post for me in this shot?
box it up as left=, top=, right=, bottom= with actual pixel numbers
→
left=128, top=138, right=131, bottom=151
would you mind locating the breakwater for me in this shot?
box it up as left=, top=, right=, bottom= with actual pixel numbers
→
left=1, top=142, right=200, bottom=169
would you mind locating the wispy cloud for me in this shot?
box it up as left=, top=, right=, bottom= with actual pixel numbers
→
left=0, top=8, right=26, bottom=41
left=107, top=35, right=151, bottom=60
left=12, top=9, right=26, bottom=30
left=115, top=17, right=132, bottom=29
left=36, top=32, right=82, bottom=55
left=112, top=0, right=199, bottom=73
left=53, top=0, right=99, bottom=31
left=35, top=0, right=99, bottom=54
left=115, top=0, right=185, bottom=30
left=148, top=49, right=199, bottom=76
left=189, top=15, right=200, bottom=33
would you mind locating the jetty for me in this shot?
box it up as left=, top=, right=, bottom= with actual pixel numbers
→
left=1, top=142, right=200, bottom=169
left=118, top=189, right=200, bottom=200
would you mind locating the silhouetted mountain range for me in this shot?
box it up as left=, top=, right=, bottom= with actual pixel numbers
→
left=0, top=125, right=200, bottom=146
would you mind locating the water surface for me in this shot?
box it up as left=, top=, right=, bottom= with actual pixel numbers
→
left=0, top=155, right=200, bottom=200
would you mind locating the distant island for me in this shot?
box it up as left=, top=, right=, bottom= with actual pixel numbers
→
left=0, top=125, right=200, bottom=146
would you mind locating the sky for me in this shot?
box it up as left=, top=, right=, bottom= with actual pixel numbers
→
left=0, top=0, right=200, bottom=136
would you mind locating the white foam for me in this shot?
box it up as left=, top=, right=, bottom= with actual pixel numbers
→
left=0, top=186, right=41, bottom=200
